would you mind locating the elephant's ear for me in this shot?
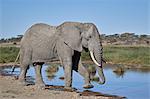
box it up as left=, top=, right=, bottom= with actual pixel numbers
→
left=57, top=25, right=82, bottom=52
left=81, top=25, right=93, bottom=38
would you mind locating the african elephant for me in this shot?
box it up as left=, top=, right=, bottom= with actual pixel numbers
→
left=19, top=22, right=105, bottom=89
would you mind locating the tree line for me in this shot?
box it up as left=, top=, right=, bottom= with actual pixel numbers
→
left=0, top=35, right=23, bottom=44
left=101, top=33, right=150, bottom=45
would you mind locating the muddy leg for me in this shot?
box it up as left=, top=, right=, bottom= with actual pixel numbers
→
left=63, top=59, right=73, bottom=89
left=34, top=63, right=45, bottom=89
left=19, top=65, right=29, bottom=85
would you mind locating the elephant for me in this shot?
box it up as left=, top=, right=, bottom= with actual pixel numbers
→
left=18, top=22, right=105, bottom=90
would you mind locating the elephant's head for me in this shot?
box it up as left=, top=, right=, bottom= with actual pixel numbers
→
left=57, top=22, right=105, bottom=84
left=81, top=23, right=105, bottom=84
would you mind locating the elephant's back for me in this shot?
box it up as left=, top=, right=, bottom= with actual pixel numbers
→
left=21, top=23, right=56, bottom=45
left=23, top=23, right=56, bottom=38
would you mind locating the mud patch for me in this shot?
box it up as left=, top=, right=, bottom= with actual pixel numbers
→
left=59, top=76, right=65, bottom=80
left=1, top=90, right=22, bottom=95
left=45, top=85, right=77, bottom=92
left=80, top=90, right=126, bottom=99
left=1, top=90, right=22, bottom=99
left=44, top=85, right=126, bottom=98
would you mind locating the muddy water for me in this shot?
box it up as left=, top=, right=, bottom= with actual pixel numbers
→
left=0, top=65, right=150, bottom=99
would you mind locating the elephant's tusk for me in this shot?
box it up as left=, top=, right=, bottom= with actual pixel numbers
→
left=90, top=51, right=101, bottom=67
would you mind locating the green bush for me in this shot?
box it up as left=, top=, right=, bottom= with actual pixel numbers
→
left=0, top=47, right=19, bottom=63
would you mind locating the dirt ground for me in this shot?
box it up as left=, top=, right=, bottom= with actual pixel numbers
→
left=0, top=76, right=126, bottom=99
left=0, top=64, right=125, bottom=99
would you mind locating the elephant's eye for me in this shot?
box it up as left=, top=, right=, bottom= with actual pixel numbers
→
left=84, top=35, right=92, bottom=41
left=89, top=36, right=92, bottom=39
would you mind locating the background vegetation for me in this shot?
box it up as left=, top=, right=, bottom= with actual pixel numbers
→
left=0, top=46, right=149, bottom=66
left=103, top=45, right=150, bottom=66
left=0, top=47, right=19, bottom=63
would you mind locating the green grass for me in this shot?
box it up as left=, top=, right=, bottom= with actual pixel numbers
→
left=103, top=46, right=150, bottom=66
left=81, top=45, right=150, bottom=66
left=0, top=47, right=19, bottom=63
left=0, top=46, right=150, bottom=66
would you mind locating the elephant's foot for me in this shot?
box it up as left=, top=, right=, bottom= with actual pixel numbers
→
left=83, top=84, right=94, bottom=89
left=35, top=83, right=45, bottom=90
left=18, top=80, right=28, bottom=86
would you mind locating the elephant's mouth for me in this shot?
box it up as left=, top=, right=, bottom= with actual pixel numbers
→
left=83, top=47, right=89, bottom=52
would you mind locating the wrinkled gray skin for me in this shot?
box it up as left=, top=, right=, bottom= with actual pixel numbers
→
left=19, top=22, right=105, bottom=89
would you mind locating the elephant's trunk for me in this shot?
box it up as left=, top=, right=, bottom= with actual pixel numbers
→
left=89, top=42, right=105, bottom=84
left=96, top=65, right=105, bottom=84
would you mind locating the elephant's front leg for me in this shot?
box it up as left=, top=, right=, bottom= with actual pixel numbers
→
left=34, top=62, right=45, bottom=89
left=72, top=51, right=93, bottom=89
left=63, top=59, right=73, bottom=89
left=57, top=41, right=74, bottom=90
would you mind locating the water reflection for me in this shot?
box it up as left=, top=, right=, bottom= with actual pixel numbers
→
left=0, top=66, right=18, bottom=76
left=45, top=64, right=59, bottom=80
left=113, top=66, right=126, bottom=78
left=84, top=64, right=100, bottom=82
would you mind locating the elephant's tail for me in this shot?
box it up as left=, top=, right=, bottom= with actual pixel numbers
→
left=11, top=50, right=20, bottom=74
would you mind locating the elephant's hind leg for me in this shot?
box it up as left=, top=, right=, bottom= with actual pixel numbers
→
left=34, top=62, right=45, bottom=89
left=19, top=48, right=31, bottom=86
left=19, top=64, right=29, bottom=86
